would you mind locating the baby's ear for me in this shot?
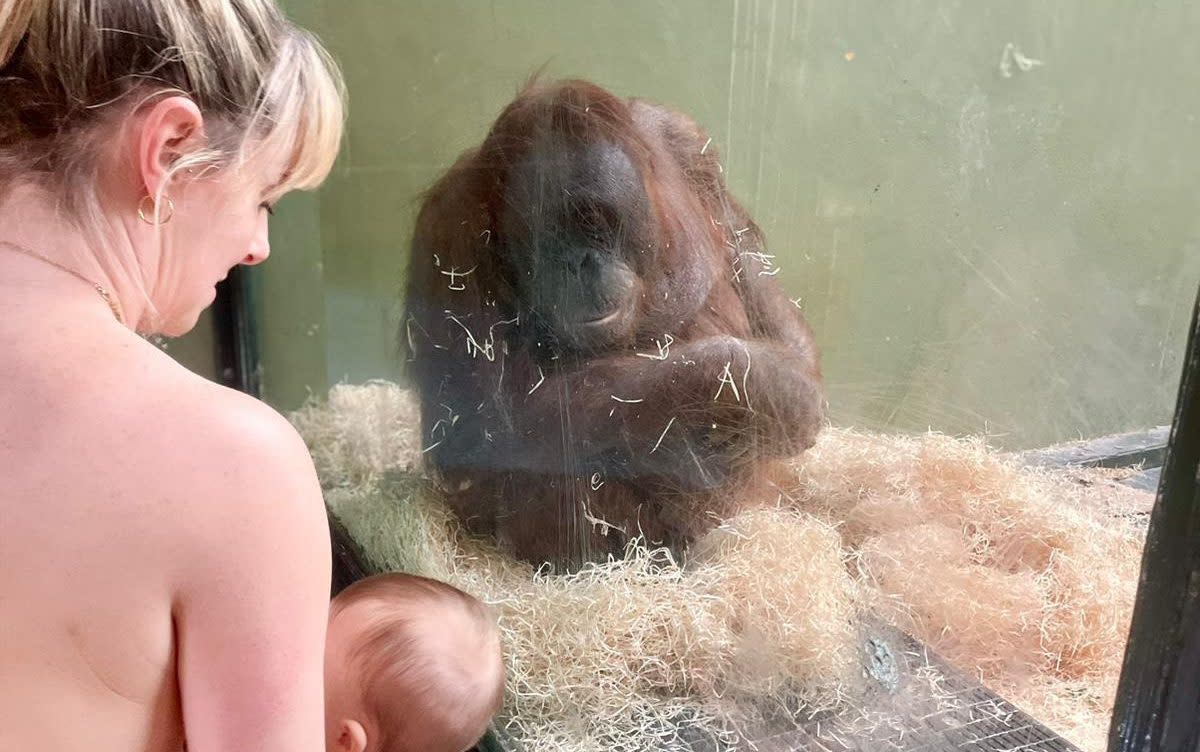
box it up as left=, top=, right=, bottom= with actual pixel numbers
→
left=336, top=719, right=369, bottom=752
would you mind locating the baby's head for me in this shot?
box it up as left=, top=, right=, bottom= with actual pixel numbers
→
left=325, top=573, right=504, bottom=752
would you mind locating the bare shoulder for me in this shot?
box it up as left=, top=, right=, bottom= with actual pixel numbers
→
left=124, top=348, right=315, bottom=489
left=105, top=342, right=329, bottom=581
left=88, top=347, right=333, bottom=752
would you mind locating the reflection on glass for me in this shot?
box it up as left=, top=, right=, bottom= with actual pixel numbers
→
left=248, top=3, right=1195, bottom=751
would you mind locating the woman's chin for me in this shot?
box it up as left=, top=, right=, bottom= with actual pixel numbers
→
left=143, top=282, right=220, bottom=338
left=157, top=319, right=195, bottom=339
left=157, top=303, right=207, bottom=338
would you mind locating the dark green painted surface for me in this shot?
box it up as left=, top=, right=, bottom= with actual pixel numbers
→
left=187, top=0, right=1200, bottom=451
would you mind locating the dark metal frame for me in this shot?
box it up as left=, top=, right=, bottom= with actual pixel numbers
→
left=211, top=266, right=262, bottom=397
left=212, top=282, right=1200, bottom=751
left=1107, top=290, right=1200, bottom=752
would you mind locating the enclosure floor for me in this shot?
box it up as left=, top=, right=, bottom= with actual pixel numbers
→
left=737, top=621, right=1080, bottom=752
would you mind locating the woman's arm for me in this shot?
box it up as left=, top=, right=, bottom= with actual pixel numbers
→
left=171, top=399, right=331, bottom=752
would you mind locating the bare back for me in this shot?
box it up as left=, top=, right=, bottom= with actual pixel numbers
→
left=0, top=300, right=330, bottom=751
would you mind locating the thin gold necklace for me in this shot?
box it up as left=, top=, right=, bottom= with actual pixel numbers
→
left=0, top=240, right=125, bottom=324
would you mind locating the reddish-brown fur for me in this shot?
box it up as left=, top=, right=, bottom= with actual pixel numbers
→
left=404, top=79, right=823, bottom=568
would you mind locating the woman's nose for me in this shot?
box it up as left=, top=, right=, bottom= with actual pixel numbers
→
left=243, top=245, right=270, bottom=265
left=243, top=224, right=272, bottom=265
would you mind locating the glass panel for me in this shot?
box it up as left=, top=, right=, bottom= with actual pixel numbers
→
left=270, top=2, right=1199, bottom=751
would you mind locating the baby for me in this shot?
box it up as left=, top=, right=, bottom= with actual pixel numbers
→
left=324, top=573, right=505, bottom=752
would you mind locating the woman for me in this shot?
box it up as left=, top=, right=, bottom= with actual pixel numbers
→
left=0, top=2, right=343, bottom=750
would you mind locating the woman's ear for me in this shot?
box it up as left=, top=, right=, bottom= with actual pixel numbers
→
left=136, top=95, right=205, bottom=199
left=335, top=719, right=369, bottom=752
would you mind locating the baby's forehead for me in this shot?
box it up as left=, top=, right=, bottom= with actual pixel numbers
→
left=334, top=590, right=486, bottom=639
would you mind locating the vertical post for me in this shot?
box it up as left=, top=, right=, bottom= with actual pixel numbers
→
left=328, top=509, right=372, bottom=597
left=212, top=265, right=262, bottom=397
left=1109, top=288, right=1200, bottom=752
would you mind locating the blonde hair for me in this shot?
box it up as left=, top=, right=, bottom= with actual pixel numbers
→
left=332, top=574, right=505, bottom=752
left=0, top=0, right=344, bottom=321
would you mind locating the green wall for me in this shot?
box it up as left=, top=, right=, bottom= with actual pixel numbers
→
left=161, top=308, right=218, bottom=382
left=233, top=0, right=1200, bottom=449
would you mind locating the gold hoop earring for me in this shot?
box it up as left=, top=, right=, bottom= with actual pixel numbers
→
left=137, top=194, right=175, bottom=225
